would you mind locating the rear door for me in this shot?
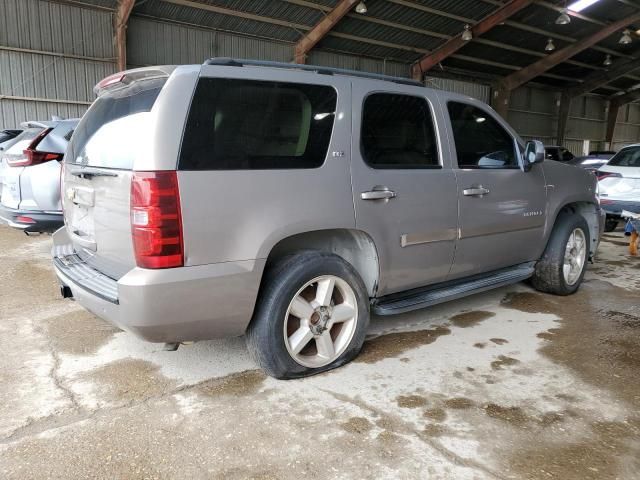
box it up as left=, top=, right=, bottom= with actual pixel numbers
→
left=350, top=84, right=458, bottom=295
left=444, top=100, right=547, bottom=278
left=63, top=73, right=171, bottom=279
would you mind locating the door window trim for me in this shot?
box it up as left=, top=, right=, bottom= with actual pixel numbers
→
left=359, top=90, right=443, bottom=171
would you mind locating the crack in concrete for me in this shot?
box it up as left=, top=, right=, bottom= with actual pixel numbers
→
left=323, top=389, right=508, bottom=480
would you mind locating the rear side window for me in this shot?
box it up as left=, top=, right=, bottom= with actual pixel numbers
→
left=361, top=93, right=439, bottom=169
left=3, top=128, right=45, bottom=155
left=179, top=78, right=337, bottom=170
left=608, top=146, right=640, bottom=167
left=448, top=102, right=517, bottom=169
left=67, top=77, right=166, bottom=168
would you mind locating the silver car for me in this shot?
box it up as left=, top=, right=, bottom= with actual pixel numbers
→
left=0, top=120, right=78, bottom=232
left=52, top=59, right=603, bottom=379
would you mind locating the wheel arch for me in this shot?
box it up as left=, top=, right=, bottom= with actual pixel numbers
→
left=548, top=201, right=600, bottom=258
left=264, top=229, right=380, bottom=297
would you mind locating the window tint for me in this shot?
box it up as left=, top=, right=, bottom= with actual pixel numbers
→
left=179, top=79, right=337, bottom=170
left=447, top=102, right=517, bottom=168
left=361, top=93, right=439, bottom=169
left=608, top=146, right=640, bottom=167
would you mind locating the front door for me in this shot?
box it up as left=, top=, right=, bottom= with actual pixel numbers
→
left=351, top=86, right=458, bottom=296
left=444, top=101, right=547, bottom=278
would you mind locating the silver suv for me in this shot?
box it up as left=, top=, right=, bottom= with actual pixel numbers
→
left=52, top=59, right=603, bottom=379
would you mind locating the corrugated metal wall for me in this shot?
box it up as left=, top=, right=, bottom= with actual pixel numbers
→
left=0, top=0, right=115, bottom=129
left=425, top=77, right=491, bottom=103
left=1, top=0, right=639, bottom=150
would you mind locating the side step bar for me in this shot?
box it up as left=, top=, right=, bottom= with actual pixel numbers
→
left=372, top=262, right=535, bottom=316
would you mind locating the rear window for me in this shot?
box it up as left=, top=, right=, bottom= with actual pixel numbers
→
left=179, top=78, right=337, bottom=170
left=66, top=77, right=166, bottom=168
left=3, top=128, right=45, bottom=155
left=608, top=146, right=640, bottom=167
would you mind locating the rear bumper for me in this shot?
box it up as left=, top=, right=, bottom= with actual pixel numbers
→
left=601, top=199, right=640, bottom=217
left=51, top=228, right=266, bottom=343
left=0, top=205, right=63, bottom=232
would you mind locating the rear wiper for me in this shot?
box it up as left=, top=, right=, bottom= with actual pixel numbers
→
left=68, top=166, right=119, bottom=179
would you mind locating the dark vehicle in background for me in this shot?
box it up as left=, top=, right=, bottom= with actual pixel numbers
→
left=544, top=145, right=575, bottom=163
left=0, top=119, right=78, bottom=233
left=569, top=151, right=616, bottom=172
left=596, top=145, right=640, bottom=232
left=0, top=129, right=22, bottom=146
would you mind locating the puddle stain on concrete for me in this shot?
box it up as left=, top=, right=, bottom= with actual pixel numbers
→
left=473, top=342, right=487, bottom=349
left=396, top=395, right=428, bottom=409
left=341, top=416, right=373, bottom=435
left=443, top=397, right=475, bottom=410
left=489, top=338, right=508, bottom=345
left=198, top=370, right=266, bottom=398
left=44, top=310, right=120, bottom=355
left=449, top=310, right=495, bottom=328
left=356, top=325, right=451, bottom=363
left=490, top=355, right=520, bottom=370
left=81, top=359, right=175, bottom=404
left=423, top=408, right=447, bottom=422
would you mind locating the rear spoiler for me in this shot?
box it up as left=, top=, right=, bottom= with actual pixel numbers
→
left=94, top=66, right=176, bottom=97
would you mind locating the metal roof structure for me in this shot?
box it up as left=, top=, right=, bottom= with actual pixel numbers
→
left=69, top=0, right=640, bottom=98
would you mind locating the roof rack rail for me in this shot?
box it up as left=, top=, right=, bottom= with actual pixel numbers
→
left=203, top=57, right=423, bottom=88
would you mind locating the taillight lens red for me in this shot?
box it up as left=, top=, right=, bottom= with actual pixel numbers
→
left=595, top=171, right=622, bottom=181
left=131, top=171, right=183, bottom=269
left=7, top=128, right=63, bottom=167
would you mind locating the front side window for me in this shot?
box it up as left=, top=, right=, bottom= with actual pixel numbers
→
left=447, top=102, right=517, bottom=169
left=179, top=79, right=337, bottom=170
left=608, top=146, right=640, bottom=167
left=361, top=93, right=439, bottom=169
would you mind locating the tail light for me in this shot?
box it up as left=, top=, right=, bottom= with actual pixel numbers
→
left=7, top=128, right=63, bottom=167
left=595, top=171, right=622, bottom=181
left=130, top=171, right=183, bottom=269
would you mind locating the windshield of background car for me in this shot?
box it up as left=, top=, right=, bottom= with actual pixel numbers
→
left=608, top=146, right=640, bottom=167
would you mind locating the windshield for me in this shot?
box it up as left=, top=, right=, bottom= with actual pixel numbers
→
left=608, top=146, right=640, bottom=167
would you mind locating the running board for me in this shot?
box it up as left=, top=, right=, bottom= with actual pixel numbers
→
left=372, top=263, right=535, bottom=316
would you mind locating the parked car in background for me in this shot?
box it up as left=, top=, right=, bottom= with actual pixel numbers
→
left=52, top=60, right=602, bottom=379
left=597, top=144, right=640, bottom=231
left=0, top=129, right=22, bottom=146
left=568, top=150, right=616, bottom=171
left=545, top=145, right=575, bottom=163
left=0, top=119, right=78, bottom=233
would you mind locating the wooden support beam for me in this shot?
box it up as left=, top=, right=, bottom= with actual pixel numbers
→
left=411, top=0, right=534, bottom=81
left=556, top=91, right=571, bottom=146
left=114, top=0, right=135, bottom=71
left=294, top=0, right=359, bottom=64
left=567, top=56, right=640, bottom=98
left=605, top=102, right=621, bottom=148
left=500, top=13, right=640, bottom=93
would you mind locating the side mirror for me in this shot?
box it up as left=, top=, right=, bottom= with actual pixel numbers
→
left=524, top=140, right=545, bottom=171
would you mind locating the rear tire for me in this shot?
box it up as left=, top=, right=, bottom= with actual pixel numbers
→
left=604, top=216, right=619, bottom=233
left=531, top=212, right=590, bottom=296
left=246, top=251, right=370, bottom=379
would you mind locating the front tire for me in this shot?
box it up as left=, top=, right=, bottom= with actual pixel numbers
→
left=246, top=252, right=370, bottom=379
left=531, top=212, right=590, bottom=296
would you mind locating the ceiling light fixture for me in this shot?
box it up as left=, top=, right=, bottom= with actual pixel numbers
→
left=555, top=8, right=571, bottom=25
left=461, top=24, right=473, bottom=41
left=355, top=1, right=367, bottom=14
left=603, top=54, right=612, bottom=66
left=620, top=29, right=633, bottom=45
left=545, top=38, right=556, bottom=51
left=567, top=0, right=601, bottom=12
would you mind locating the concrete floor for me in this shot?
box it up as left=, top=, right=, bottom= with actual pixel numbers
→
left=0, top=224, right=639, bottom=480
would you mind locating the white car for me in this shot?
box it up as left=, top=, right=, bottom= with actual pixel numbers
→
left=597, top=144, right=640, bottom=231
